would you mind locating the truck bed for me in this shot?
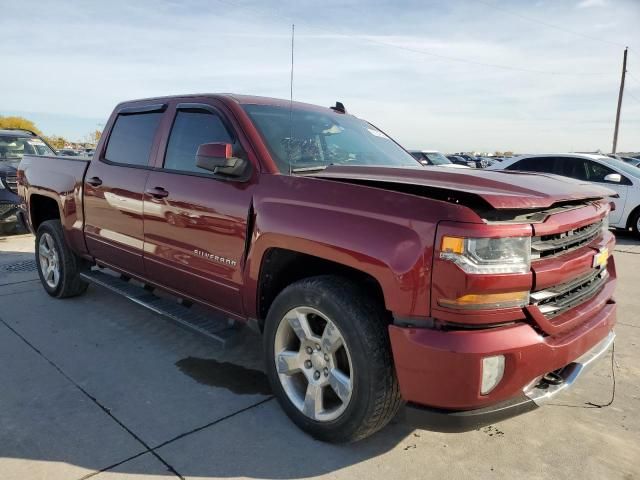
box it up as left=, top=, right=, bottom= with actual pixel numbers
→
left=19, top=154, right=91, bottom=254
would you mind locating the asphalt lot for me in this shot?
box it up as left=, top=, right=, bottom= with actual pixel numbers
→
left=0, top=232, right=639, bottom=480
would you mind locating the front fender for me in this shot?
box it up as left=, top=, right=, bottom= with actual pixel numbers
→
left=243, top=177, right=443, bottom=319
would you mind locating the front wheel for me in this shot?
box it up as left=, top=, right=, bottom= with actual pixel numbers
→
left=263, top=276, right=402, bottom=443
left=36, top=220, right=88, bottom=298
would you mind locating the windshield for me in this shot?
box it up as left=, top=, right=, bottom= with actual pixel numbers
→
left=604, top=157, right=640, bottom=178
left=0, top=135, right=54, bottom=160
left=424, top=152, right=451, bottom=165
left=243, top=104, right=421, bottom=173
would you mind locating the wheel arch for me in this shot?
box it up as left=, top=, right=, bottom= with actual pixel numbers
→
left=255, top=247, right=389, bottom=331
left=29, top=193, right=62, bottom=232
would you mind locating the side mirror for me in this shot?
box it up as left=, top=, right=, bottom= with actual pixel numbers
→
left=195, top=142, right=249, bottom=178
left=604, top=173, right=622, bottom=183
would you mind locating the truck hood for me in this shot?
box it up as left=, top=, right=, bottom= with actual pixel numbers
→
left=0, top=160, right=19, bottom=174
left=311, top=165, right=616, bottom=210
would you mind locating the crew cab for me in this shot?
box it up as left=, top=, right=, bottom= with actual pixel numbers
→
left=18, top=94, right=617, bottom=442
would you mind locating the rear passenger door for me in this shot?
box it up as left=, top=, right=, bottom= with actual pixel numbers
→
left=84, top=104, right=165, bottom=275
left=142, top=101, right=256, bottom=316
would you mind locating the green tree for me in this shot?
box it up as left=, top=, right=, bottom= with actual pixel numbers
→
left=44, top=135, right=68, bottom=149
left=84, top=129, right=102, bottom=145
left=0, top=115, right=42, bottom=135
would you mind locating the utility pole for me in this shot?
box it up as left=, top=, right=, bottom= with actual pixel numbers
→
left=612, top=47, right=628, bottom=154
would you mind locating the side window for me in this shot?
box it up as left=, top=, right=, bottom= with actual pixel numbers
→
left=104, top=112, right=162, bottom=166
left=557, top=157, right=588, bottom=180
left=507, top=157, right=555, bottom=173
left=163, top=110, right=233, bottom=173
left=584, top=161, right=615, bottom=183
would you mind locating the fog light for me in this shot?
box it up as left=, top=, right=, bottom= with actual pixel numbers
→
left=481, top=355, right=505, bottom=395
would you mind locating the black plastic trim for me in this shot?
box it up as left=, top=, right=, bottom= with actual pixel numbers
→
left=398, top=395, right=537, bottom=433
left=118, top=103, right=168, bottom=115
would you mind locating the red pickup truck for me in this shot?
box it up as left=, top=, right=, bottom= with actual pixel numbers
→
left=18, top=94, right=616, bottom=442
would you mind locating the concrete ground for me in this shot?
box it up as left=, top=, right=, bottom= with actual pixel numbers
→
left=0, top=231, right=638, bottom=480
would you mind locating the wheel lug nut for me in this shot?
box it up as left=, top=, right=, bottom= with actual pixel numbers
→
left=314, top=371, right=320, bottom=380
left=324, top=354, right=329, bottom=361
left=304, top=360, right=312, bottom=369
left=315, top=344, right=321, bottom=351
left=323, top=367, right=329, bottom=377
left=305, top=347, right=313, bottom=354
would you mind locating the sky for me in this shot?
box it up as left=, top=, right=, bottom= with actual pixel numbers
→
left=1, top=0, right=638, bottom=152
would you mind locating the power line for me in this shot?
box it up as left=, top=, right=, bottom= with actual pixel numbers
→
left=475, top=0, right=629, bottom=49
left=627, top=91, right=640, bottom=104
left=212, top=0, right=614, bottom=77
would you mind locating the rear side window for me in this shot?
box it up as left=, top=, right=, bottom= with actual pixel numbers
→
left=163, top=110, right=232, bottom=173
left=104, top=112, right=162, bottom=166
left=507, top=157, right=556, bottom=174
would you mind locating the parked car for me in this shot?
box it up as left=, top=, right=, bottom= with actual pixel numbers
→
left=409, top=150, right=470, bottom=168
left=488, top=153, right=640, bottom=236
left=19, top=94, right=616, bottom=442
left=455, top=153, right=487, bottom=168
left=446, top=155, right=476, bottom=168
left=618, top=157, right=640, bottom=167
left=0, top=129, right=56, bottom=233
left=58, top=149, right=80, bottom=156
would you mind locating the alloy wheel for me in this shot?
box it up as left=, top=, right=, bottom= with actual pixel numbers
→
left=38, top=232, right=60, bottom=289
left=273, top=306, right=353, bottom=422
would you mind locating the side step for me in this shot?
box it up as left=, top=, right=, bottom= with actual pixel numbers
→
left=80, top=269, right=239, bottom=348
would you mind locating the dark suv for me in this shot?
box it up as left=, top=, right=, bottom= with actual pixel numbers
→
left=0, top=129, right=56, bottom=233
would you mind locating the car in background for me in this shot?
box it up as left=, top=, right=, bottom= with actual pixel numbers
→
left=446, top=155, right=476, bottom=167
left=608, top=154, right=640, bottom=167
left=0, top=129, right=56, bottom=233
left=488, top=153, right=640, bottom=236
left=454, top=153, right=487, bottom=168
left=58, top=149, right=81, bottom=156
left=408, top=150, right=470, bottom=168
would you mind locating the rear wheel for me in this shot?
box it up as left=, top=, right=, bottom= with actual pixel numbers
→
left=36, top=220, right=88, bottom=298
left=264, top=275, right=402, bottom=443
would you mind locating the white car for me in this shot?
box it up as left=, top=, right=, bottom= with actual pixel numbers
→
left=408, top=150, right=471, bottom=169
left=487, top=153, right=640, bottom=235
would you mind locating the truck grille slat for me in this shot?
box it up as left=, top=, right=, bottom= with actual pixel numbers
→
left=531, top=220, right=602, bottom=260
left=531, top=267, right=608, bottom=319
left=3, top=175, right=18, bottom=193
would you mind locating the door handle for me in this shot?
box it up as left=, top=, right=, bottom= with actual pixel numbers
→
left=145, top=187, right=169, bottom=199
left=87, top=176, right=102, bottom=187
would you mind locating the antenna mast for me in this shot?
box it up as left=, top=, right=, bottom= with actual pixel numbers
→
left=288, top=24, right=295, bottom=175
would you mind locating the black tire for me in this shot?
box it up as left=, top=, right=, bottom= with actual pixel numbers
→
left=263, top=275, right=403, bottom=443
left=630, top=209, right=640, bottom=238
left=35, top=220, right=89, bottom=298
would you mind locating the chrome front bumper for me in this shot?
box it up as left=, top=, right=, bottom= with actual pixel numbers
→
left=523, top=330, right=615, bottom=406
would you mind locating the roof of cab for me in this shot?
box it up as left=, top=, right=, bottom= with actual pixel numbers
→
left=115, top=93, right=336, bottom=113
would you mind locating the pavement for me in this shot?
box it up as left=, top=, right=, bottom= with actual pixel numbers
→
left=0, top=231, right=639, bottom=480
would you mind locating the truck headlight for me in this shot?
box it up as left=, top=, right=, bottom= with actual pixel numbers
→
left=440, top=236, right=531, bottom=274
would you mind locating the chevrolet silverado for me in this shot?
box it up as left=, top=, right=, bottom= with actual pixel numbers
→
left=18, top=94, right=617, bottom=442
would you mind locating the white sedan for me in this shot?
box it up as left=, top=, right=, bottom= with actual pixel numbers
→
left=487, top=153, right=640, bottom=236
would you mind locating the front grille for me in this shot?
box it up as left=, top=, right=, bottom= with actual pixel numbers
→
left=2, top=175, right=18, bottom=193
left=530, top=267, right=608, bottom=318
left=531, top=220, right=602, bottom=260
